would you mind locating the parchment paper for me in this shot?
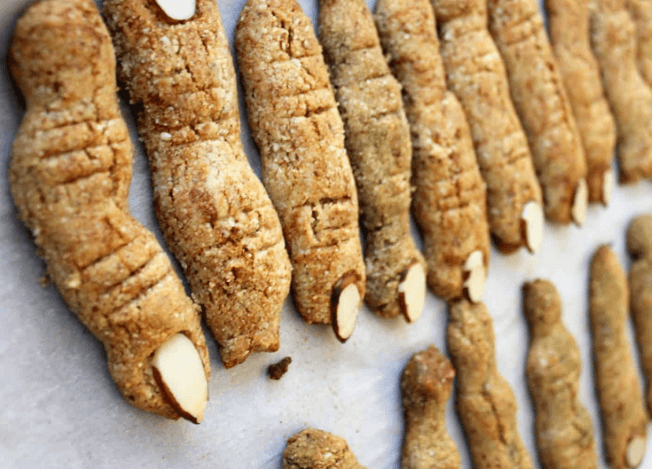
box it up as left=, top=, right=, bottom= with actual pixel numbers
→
left=1, top=0, right=652, bottom=468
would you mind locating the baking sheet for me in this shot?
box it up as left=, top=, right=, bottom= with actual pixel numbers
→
left=1, top=0, right=652, bottom=467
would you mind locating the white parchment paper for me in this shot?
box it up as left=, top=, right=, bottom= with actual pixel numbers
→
left=1, top=0, right=652, bottom=468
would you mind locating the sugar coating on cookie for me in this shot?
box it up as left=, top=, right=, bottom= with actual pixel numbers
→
left=103, top=0, right=292, bottom=368
left=236, top=0, right=366, bottom=338
left=430, top=0, right=543, bottom=253
left=9, top=0, right=209, bottom=420
left=375, top=0, right=491, bottom=301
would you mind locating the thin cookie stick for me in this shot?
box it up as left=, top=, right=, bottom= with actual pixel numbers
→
left=283, top=429, right=367, bottom=469
left=318, top=0, right=426, bottom=321
left=401, top=345, right=461, bottom=469
left=523, top=280, right=599, bottom=469
left=544, top=0, right=617, bottom=205
left=374, top=0, right=491, bottom=303
left=447, top=300, right=534, bottom=469
left=590, top=245, right=647, bottom=469
left=236, top=0, right=366, bottom=342
left=102, top=0, right=292, bottom=368
left=627, top=215, right=652, bottom=416
left=487, top=0, right=589, bottom=226
left=589, top=0, right=652, bottom=183
left=9, top=0, right=209, bottom=422
left=430, top=0, right=544, bottom=254
left=625, top=0, right=652, bottom=88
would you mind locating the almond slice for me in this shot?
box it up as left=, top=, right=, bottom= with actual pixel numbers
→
left=463, top=250, right=486, bottom=303
left=603, top=169, right=615, bottom=206
left=522, top=201, right=544, bottom=254
left=151, top=333, right=208, bottom=424
left=331, top=274, right=361, bottom=343
left=626, top=436, right=646, bottom=468
left=154, top=0, right=196, bottom=21
left=571, top=178, right=588, bottom=227
left=398, top=262, right=426, bottom=323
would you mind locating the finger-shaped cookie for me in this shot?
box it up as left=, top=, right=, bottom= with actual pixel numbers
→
left=9, top=0, right=209, bottom=422
left=488, top=0, right=589, bottom=225
left=318, top=0, right=426, bottom=321
left=626, top=0, right=652, bottom=88
left=236, top=0, right=366, bottom=341
left=545, top=0, right=617, bottom=205
left=430, top=0, right=544, bottom=254
left=374, top=0, right=491, bottom=303
left=590, top=245, right=647, bottom=469
left=627, top=215, right=652, bottom=416
left=447, top=300, right=534, bottom=469
left=103, top=0, right=292, bottom=368
left=283, top=429, right=367, bottom=469
left=589, top=0, right=652, bottom=183
left=523, top=280, right=598, bottom=469
left=402, top=345, right=461, bottom=469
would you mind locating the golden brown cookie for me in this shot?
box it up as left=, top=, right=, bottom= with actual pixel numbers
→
left=523, top=279, right=598, bottom=469
left=375, top=0, right=491, bottom=302
left=626, top=0, right=652, bottom=88
left=546, top=0, right=617, bottom=205
left=401, top=345, right=461, bottom=469
left=590, top=0, right=652, bottom=183
left=283, top=429, right=367, bottom=469
left=447, top=299, right=533, bottom=469
left=430, top=0, right=544, bottom=254
left=318, top=0, right=426, bottom=321
left=627, top=215, right=652, bottom=416
left=236, top=0, right=366, bottom=342
left=9, top=0, right=209, bottom=421
left=590, top=245, right=647, bottom=469
left=488, top=0, right=589, bottom=225
left=103, top=0, right=292, bottom=368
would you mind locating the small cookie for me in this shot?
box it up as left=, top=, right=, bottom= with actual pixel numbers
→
left=283, top=429, right=367, bottom=469
left=590, top=245, right=647, bottom=469
left=523, top=280, right=599, bottom=469
left=447, top=299, right=534, bottom=469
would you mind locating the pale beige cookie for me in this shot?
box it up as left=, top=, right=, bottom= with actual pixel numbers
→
left=590, top=245, right=647, bottom=469
left=283, top=429, right=367, bottom=469
left=236, top=0, right=366, bottom=341
left=9, top=0, right=209, bottom=421
left=318, top=0, right=426, bottom=321
left=401, top=345, right=461, bottom=469
left=374, top=0, right=490, bottom=302
left=626, top=0, right=652, bottom=88
left=430, top=0, right=544, bottom=253
left=488, top=0, right=589, bottom=225
left=546, top=0, right=617, bottom=205
left=523, top=280, right=598, bottom=469
left=590, top=0, right=652, bottom=183
left=627, top=215, right=652, bottom=416
left=103, top=0, right=292, bottom=368
left=447, top=299, right=534, bottom=469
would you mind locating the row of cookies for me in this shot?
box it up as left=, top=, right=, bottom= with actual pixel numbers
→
left=284, top=218, right=652, bottom=469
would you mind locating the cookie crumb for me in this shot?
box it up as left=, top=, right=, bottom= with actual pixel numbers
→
left=268, top=357, right=292, bottom=380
